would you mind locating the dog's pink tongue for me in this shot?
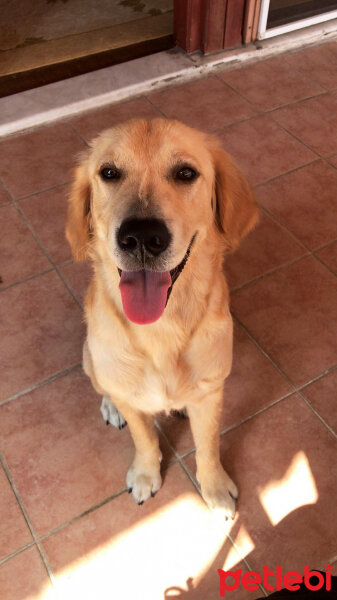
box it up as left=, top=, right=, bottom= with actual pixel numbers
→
left=119, top=270, right=171, bottom=324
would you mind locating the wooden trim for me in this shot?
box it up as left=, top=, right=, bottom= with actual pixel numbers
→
left=174, top=0, right=204, bottom=53
left=174, top=0, right=229, bottom=55
left=201, top=0, right=227, bottom=54
left=252, top=0, right=263, bottom=40
left=243, top=0, right=258, bottom=43
left=224, top=0, right=246, bottom=48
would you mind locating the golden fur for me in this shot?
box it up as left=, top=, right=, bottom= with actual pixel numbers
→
left=66, top=118, right=258, bottom=516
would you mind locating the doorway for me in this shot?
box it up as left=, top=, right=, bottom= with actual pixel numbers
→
left=258, top=0, right=337, bottom=39
left=0, top=0, right=174, bottom=97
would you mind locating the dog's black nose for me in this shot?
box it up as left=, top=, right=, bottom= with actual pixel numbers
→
left=117, top=218, right=171, bottom=257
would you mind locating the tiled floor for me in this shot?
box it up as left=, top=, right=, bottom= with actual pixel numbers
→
left=1, top=39, right=337, bottom=600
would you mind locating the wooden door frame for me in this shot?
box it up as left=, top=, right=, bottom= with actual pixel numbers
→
left=174, top=0, right=257, bottom=54
left=243, top=0, right=262, bottom=43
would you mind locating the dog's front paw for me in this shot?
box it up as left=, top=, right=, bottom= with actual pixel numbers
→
left=100, top=396, right=126, bottom=430
left=198, top=467, right=238, bottom=519
left=126, top=458, right=162, bottom=505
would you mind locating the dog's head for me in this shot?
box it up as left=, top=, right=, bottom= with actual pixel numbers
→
left=66, top=118, right=258, bottom=324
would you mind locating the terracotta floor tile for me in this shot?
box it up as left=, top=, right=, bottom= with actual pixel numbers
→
left=221, top=56, right=323, bottom=111
left=59, top=261, right=93, bottom=305
left=0, top=205, right=50, bottom=288
left=158, top=323, right=292, bottom=456
left=19, top=184, right=71, bottom=265
left=285, top=42, right=337, bottom=91
left=224, top=210, right=307, bottom=290
left=0, top=271, right=84, bottom=400
left=301, top=370, right=337, bottom=434
left=70, top=96, right=161, bottom=142
left=0, top=547, right=54, bottom=600
left=0, top=186, right=11, bottom=206
left=148, top=76, right=256, bottom=132
left=0, top=369, right=174, bottom=536
left=0, top=123, right=85, bottom=199
left=257, top=161, right=337, bottom=250
left=231, top=256, right=337, bottom=387
left=328, top=154, right=337, bottom=168
left=0, top=466, right=33, bottom=562
left=43, top=463, right=251, bottom=599
left=215, top=115, right=315, bottom=185
left=315, top=240, right=337, bottom=275
left=184, top=394, right=337, bottom=573
left=272, top=92, right=337, bottom=156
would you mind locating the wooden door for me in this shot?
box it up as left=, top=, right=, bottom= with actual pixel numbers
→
left=174, top=0, right=253, bottom=53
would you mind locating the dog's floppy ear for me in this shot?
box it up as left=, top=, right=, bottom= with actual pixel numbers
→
left=66, top=161, right=92, bottom=261
left=211, top=147, right=259, bottom=251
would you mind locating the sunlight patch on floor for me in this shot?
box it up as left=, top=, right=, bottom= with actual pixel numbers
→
left=258, top=451, right=318, bottom=526
left=53, top=493, right=240, bottom=600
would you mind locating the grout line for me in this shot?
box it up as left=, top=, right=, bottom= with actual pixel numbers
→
left=36, top=543, right=56, bottom=586
left=219, top=391, right=294, bottom=436
left=10, top=198, right=83, bottom=310
left=224, top=532, right=268, bottom=597
left=228, top=198, right=337, bottom=294
left=38, top=452, right=180, bottom=548
left=0, top=456, right=181, bottom=567
left=140, top=94, right=168, bottom=118
left=310, top=251, right=337, bottom=279
left=229, top=254, right=310, bottom=295
left=213, top=74, right=264, bottom=114
left=298, top=392, right=337, bottom=441
left=55, top=265, right=84, bottom=310
left=266, top=89, right=328, bottom=116
left=67, top=122, right=90, bottom=147
left=312, top=237, right=337, bottom=253
left=211, top=112, right=265, bottom=134
left=298, top=363, right=337, bottom=391
left=0, top=363, right=82, bottom=407
left=268, top=109, right=323, bottom=159
left=16, top=180, right=71, bottom=203
left=0, top=541, right=36, bottom=567
left=0, top=177, right=13, bottom=207
left=259, top=206, right=310, bottom=251
left=155, top=419, right=266, bottom=594
left=177, top=389, right=296, bottom=463
left=326, top=157, right=337, bottom=172
left=58, top=258, right=74, bottom=268
left=147, top=82, right=264, bottom=133
left=282, top=59, right=331, bottom=93
left=230, top=317, right=297, bottom=391
left=167, top=431, right=268, bottom=597
left=0, top=267, right=56, bottom=292
left=252, top=157, right=320, bottom=189
left=37, top=487, right=127, bottom=546
left=233, top=317, right=337, bottom=439
left=0, top=453, right=54, bottom=584
left=214, top=69, right=327, bottom=116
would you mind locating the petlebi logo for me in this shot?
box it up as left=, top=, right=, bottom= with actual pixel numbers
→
left=217, top=564, right=332, bottom=596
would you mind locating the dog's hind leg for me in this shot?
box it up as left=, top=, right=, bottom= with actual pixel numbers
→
left=83, top=340, right=127, bottom=430
left=170, top=408, right=188, bottom=418
left=100, top=395, right=127, bottom=430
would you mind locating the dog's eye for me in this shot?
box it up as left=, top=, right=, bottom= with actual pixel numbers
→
left=176, top=167, right=199, bottom=182
left=100, top=166, right=121, bottom=181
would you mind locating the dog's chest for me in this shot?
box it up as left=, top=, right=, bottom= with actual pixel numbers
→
left=88, top=324, right=190, bottom=413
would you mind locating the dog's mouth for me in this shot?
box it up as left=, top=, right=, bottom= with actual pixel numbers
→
left=117, top=234, right=196, bottom=325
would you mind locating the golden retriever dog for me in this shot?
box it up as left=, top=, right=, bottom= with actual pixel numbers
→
left=66, top=118, right=258, bottom=518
